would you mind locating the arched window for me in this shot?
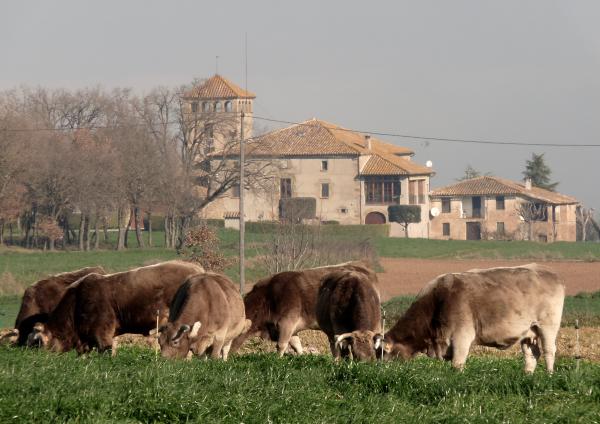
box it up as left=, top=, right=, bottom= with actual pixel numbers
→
left=224, top=101, right=232, bottom=112
left=215, top=102, right=222, bottom=112
left=191, top=102, right=198, bottom=113
left=202, top=102, right=210, bottom=112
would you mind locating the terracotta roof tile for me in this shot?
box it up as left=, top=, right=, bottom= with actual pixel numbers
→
left=215, top=118, right=431, bottom=176
left=361, top=153, right=433, bottom=176
left=185, top=74, right=255, bottom=99
left=431, top=176, right=578, bottom=205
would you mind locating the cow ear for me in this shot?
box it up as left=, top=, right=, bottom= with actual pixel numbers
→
left=173, top=324, right=190, bottom=342
left=189, top=321, right=202, bottom=338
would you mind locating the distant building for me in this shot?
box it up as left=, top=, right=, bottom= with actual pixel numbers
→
left=204, top=116, right=434, bottom=236
left=429, top=176, right=579, bottom=242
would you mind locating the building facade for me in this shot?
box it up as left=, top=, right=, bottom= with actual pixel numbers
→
left=429, top=176, right=579, bottom=242
left=203, top=117, right=434, bottom=236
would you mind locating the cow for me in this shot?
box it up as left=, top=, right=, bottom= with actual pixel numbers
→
left=316, top=269, right=382, bottom=361
left=229, top=261, right=376, bottom=356
left=157, top=273, right=250, bottom=360
left=9, top=266, right=106, bottom=346
left=378, top=264, right=565, bottom=373
left=28, top=260, right=204, bottom=355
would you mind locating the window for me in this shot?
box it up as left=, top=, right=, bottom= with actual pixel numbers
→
left=225, top=101, right=232, bottom=112
left=365, top=177, right=400, bottom=204
left=442, top=198, right=451, bottom=213
left=496, top=196, right=505, bottom=210
left=191, top=102, right=198, bottom=113
left=497, top=222, right=505, bottom=235
left=443, top=223, right=450, bottom=236
left=409, top=180, right=417, bottom=205
left=418, top=180, right=426, bottom=204
left=321, top=183, right=330, bottom=198
left=231, top=184, right=240, bottom=198
left=340, top=207, right=348, bottom=214
left=280, top=178, right=292, bottom=199
left=215, top=102, right=222, bottom=112
left=321, top=160, right=328, bottom=171
left=202, top=102, right=211, bottom=112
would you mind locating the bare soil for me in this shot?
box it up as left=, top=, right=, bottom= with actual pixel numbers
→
left=377, top=258, right=600, bottom=300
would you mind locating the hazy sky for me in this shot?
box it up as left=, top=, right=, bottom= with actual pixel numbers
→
left=2, top=1, right=599, bottom=210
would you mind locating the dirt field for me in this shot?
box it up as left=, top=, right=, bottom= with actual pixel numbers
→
left=377, top=258, right=600, bottom=300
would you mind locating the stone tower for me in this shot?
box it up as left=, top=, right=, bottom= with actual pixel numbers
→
left=183, top=74, right=255, bottom=152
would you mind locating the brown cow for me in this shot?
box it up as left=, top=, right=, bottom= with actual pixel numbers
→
left=230, top=261, right=376, bottom=356
left=28, top=260, right=204, bottom=354
left=158, top=273, right=250, bottom=360
left=379, top=264, right=565, bottom=373
left=316, top=270, right=382, bottom=361
left=10, top=266, right=106, bottom=346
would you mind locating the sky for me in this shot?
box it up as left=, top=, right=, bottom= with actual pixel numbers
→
left=1, top=1, right=599, bottom=211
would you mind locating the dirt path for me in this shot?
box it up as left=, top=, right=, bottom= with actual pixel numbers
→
left=377, top=258, right=600, bottom=301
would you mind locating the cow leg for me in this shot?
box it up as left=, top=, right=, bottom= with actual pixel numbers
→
left=538, top=325, right=559, bottom=373
left=276, top=320, right=298, bottom=357
left=210, top=338, right=225, bottom=360
left=289, top=335, right=304, bottom=355
left=221, top=340, right=233, bottom=361
left=521, top=337, right=540, bottom=374
left=110, top=338, right=118, bottom=357
left=450, top=331, right=474, bottom=371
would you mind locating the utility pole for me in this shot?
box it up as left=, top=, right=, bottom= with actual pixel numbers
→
left=239, top=110, right=245, bottom=295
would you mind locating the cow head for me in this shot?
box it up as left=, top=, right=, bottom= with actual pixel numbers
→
left=378, top=336, right=415, bottom=360
left=334, top=331, right=383, bottom=361
left=0, top=329, right=19, bottom=346
left=157, top=321, right=201, bottom=359
left=26, top=323, right=52, bottom=349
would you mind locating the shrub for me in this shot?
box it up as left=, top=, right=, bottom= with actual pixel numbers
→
left=179, top=225, right=230, bottom=272
left=279, top=197, right=316, bottom=222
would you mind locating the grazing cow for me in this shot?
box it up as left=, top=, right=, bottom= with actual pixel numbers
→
left=158, top=273, right=250, bottom=360
left=316, top=270, right=381, bottom=361
left=28, top=261, right=204, bottom=354
left=379, top=264, right=565, bottom=373
left=10, top=266, right=106, bottom=346
left=229, top=261, right=376, bottom=356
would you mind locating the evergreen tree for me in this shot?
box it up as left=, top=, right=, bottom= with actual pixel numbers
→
left=522, top=153, right=558, bottom=191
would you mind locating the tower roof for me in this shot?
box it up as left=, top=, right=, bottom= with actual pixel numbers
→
left=185, top=74, right=256, bottom=99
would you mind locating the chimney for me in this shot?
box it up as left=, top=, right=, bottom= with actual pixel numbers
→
left=525, top=177, right=532, bottom=190
left=364, top=135, right=372, bottom=150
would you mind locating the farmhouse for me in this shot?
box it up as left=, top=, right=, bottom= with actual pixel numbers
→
left=191, top=76, right=434, bottom=236
left=204, top=118, right=434, bottom=235
left=429, top=176, right=579, bottom=242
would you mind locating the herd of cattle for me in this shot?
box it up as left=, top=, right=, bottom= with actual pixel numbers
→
left=2, top=260, right=565, bottom=373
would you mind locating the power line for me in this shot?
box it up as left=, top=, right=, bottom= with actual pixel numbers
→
left=2, top=112, right=600, bottom=148
left=251, top=116, right=600, bottom=148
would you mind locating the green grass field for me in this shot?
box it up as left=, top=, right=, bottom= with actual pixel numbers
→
left=0, top=347, right=598, bottom=423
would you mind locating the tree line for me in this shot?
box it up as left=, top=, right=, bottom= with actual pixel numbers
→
left=0, top=83, right=263, bottom=251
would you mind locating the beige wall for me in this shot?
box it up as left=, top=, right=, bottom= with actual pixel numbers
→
left=203, top=156, right=362, bottom=224
left=203, top=156, right=432, bottom=235
left=430, top=195, right=578, bottom=242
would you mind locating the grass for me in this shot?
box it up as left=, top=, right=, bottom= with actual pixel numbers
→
left=0, top=346, right=598, bottom=423
left=376, top=238, right=600, bottom=260
left=384, top=292, right=600, bottom=328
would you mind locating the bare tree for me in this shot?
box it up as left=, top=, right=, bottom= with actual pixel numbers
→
left=516, top=200, right=547, bottom=241
left=576, top=207, right=595, bottom=242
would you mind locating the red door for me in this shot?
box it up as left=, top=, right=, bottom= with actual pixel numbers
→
left=365, top=212, right=386, bottom=224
